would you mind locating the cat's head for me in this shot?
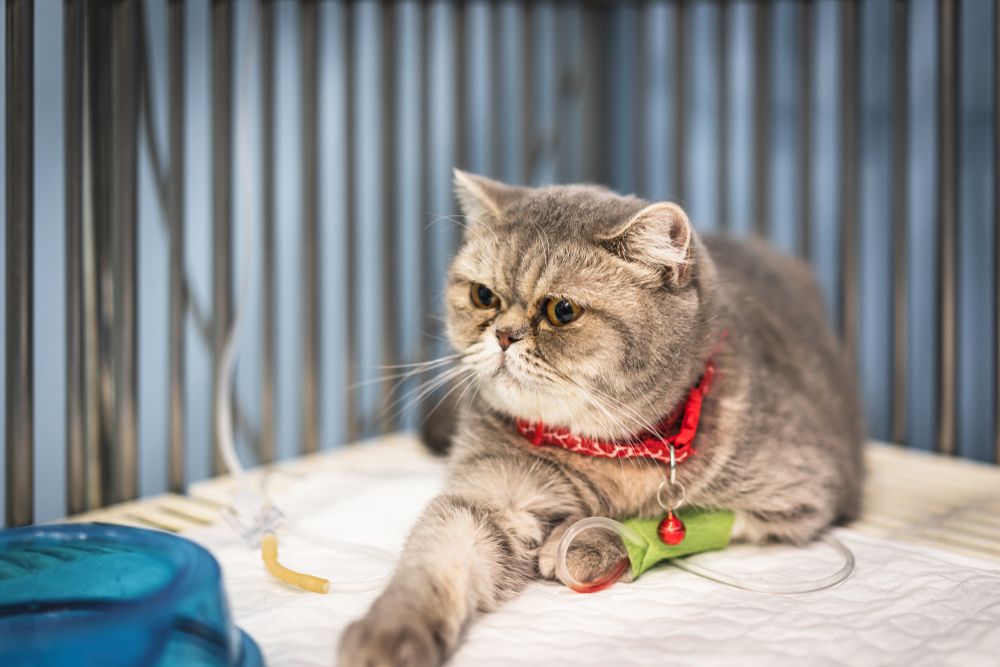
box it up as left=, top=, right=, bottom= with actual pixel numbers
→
left=445, top=170, right=716, bottom=439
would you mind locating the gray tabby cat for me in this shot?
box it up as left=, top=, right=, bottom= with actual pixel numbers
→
left=338, top=172, right=864, bottom=667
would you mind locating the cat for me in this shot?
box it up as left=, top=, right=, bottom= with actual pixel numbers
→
left=338, top=171, right=864, bottom=667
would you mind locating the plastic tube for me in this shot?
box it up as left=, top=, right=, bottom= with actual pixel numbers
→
left=261, top=534, right=330, bottom=594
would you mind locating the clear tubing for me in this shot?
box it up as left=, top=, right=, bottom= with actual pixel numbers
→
left=555, top=517, right=643, bottom=593
left=669, top=533, right=855, bottom=594
left=556, top=517, right=855, bottom=595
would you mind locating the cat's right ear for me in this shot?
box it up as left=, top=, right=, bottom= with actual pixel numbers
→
left=452, top=169, right=522, bottom=228
left=599, top=202, right=694, bottom=287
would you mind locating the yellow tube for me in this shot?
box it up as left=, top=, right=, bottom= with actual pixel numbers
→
left=260, top=533, right=330, bottom=594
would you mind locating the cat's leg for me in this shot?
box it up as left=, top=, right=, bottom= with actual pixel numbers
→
left=338, top=456, right=583, bottom=667
left=536, top=516, right=633, bottom=585
left=731, top=500, right=836, bottom=545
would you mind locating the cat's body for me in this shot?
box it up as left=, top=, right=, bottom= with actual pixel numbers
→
left=339, top=176, right=863, bottom=667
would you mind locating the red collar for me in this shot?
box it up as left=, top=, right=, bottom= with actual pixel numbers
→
left=514, top=358, right=717, bottom=465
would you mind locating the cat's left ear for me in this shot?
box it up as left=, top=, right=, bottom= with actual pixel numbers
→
left=452, top=169, right=523, bottom=228
left=600, top=202, right=694, bottom=287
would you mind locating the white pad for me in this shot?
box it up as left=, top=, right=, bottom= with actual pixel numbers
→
left=187, top=444, right=1000, bottom=667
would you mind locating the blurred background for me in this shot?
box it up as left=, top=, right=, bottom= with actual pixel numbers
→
left=1, top=0, right=997, bottom=526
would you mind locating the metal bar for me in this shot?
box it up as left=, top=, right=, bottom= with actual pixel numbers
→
left=839, top=0, right=860, bottom=368
left=380, top=1, right=398, bottom=432
left=995, top=0, right=1000, bottom=464
left=64, top=0, right=86, bottom=515
left=523, top=3, right=534, bottom=183
left=111, top=0, right=140, bottom=503
left=87, top=0, right=115, bottom=510
left=300, top=0, right=320, bottom=452
left=635, top=4, right=647, bottom=196
left=752, top=0, right=770, bottom=238
left=5, top=0, right=34, bottom=527
left=674, top=0, right=687, bottom=202
left=345, top=1, right=358, bottom=442
left=891, top=0, right=909, bottom=445
left=798, top=0, right=812, bottom=259
left=260, top=0, right=276, bottom=462
left=168, top=0, right=186, bottom=490
left=936, top=0, right=958, bottom=456
left=718, top=0, right=729, bottom=231
left=211, top=0, right=234, bottom=472
left=580, top=3, right=608, bottom=184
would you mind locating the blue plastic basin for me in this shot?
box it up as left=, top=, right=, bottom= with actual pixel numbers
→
left=0, top=523, right=263, bottom=667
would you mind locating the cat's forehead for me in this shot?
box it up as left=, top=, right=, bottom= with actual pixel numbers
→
left=500, top=185, right=646, bottom=237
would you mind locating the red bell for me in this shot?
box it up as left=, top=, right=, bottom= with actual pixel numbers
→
left=657, top=510, right=686, bottom=546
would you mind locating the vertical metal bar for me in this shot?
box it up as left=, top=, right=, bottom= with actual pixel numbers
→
left=380, top=2, right=398, bottom=432
left=64, top=0, right=86, bottom=515
left=5, top=0, right=34, bottom=526
left=523, top=3, right=535, bottom=183
left=995, top=0, right=1000, bottom=463
left=167, top=0, right=186, bottom=489
left=936, top=0, right=958, bottom=456
left=891, top=0, right=909, bottom=445
left=345, top=0, right=358, bottom=442
left=260, top=0, right=276, bottom=461
left=718, top=0, right=729, bottom=230
left=211, top=0, right=234, bottom=472
left=300, top=0, right=320, bottom=452
left=87, top=0, right=115, bottom=510
left=674, top=0, right=687, bottom=202
left=111, top=0, right=140, bottom=503
left=580, top=3, right=608, bottom=185
left=839, top=0, right=860, bottom=368
left=798, top=0, right=813, bottom=259
left=635, top=4, right=647, bottom=196
left=753, top=0, right=770, bottom=238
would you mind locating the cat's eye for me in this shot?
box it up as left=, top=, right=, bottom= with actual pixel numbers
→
left=545, top=298, right=582, bottom=326
left=470, top=283, right=499, bottom=309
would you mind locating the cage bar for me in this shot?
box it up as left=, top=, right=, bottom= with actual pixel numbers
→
left=64, top=0, right=86, bottom=514
left=344, top=1, right=359, bottom=442
left=211, top=0, right=234, bottom=472
left=300, top=0, right=320, bottom=453
left=380, top=1, right=398, bottom=432
left=110, top=0, right=140, bottom=503
left=260, top=0, right=276, bottom=462
left=717, top=0, right=729, bottom=232
left=995, top=0, right=1000, bottom=463
left=798, top=0, right=813, bottom=259
left=674, top=0, right=687, bottom=203
left=5, top=0, right=34, bottom=526
left=891, top=0, right=910, bottom=445
left=752, top=0, right=770, bottom=238
left=936, top=0, right=958, bottom=456
left=168, top=0, right=187, bottom=490
left=839, top=0, right=860, bottom=368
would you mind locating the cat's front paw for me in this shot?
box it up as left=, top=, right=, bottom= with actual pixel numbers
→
left=338, top=602, right=454, bottom=667
left=537, top=520, right=633, bottom=586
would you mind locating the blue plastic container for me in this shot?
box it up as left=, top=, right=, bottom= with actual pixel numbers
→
left=0, top=523, right=263, bottom=667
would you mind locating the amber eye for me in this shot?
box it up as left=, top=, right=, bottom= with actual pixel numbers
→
left=545, top=298, right=582, bottom=326
left=470, top=283, right=499, bottom=309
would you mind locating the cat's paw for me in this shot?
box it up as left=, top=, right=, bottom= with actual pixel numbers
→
left=537, top=520, right=632, bottom=586
left=337, top=603, right=454, bottom=667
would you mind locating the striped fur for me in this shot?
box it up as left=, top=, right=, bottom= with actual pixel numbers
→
left=338, top=174, right=863, bottom=667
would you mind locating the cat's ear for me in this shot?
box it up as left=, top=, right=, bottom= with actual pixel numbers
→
left=452, top=169, right=522, bottom=227
left=600, top=202, right=694, bottom=287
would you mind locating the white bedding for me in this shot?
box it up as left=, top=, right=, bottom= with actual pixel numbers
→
left=187, top=439, right=1000, bottom=667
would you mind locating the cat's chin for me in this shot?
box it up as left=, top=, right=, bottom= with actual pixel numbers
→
left=478, top=379, right=632, bottom=441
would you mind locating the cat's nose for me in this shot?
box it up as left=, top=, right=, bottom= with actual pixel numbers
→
left=495, top=327, right=524, bottom=351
